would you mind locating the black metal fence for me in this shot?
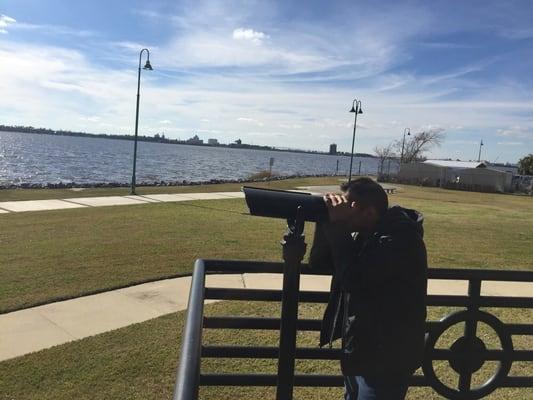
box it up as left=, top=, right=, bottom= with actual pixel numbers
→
left=173, top=259, right=533, bottom=400
left=173, top=250, right=533, bottom=400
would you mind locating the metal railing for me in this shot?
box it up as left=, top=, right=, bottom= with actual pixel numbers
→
left=173, top=258, right=533, bottom=400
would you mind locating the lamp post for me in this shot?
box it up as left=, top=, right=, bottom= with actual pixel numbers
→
left=400, top=127, right=411, bottom=164
left=348, top=99, right=363, bottom=182
left=478, top=139, right=483, bottom=162
left=130, top=48, right=153, bottom=195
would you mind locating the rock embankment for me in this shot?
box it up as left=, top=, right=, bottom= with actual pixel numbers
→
left=0, top=174, right=336, bottom=190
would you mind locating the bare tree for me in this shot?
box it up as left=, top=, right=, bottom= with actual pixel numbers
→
left=394, top=129, right=445, bottom=163
left=374, top=144, right=396, bottom=175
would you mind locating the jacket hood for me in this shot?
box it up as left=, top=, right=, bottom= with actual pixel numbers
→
left=376, top=205, right=424, bottom=238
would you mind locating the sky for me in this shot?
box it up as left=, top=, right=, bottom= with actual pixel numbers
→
left=1, top=0, right=532, bottom=163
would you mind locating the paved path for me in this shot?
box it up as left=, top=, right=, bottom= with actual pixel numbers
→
left=0, top=182, right=397, bottom=214
left=1, top=274, right=531, bottom=362
left=0, top=192, right=245, bottom=213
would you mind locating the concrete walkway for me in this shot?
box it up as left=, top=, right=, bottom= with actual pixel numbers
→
left=0, top=192, right=245, bottom=213
left=0, top=183, right=398, bottom=214
left=1, top=273, right=531, bottom=362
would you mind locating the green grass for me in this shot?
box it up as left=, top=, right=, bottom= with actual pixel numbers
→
left=0, top=176, right=342, bottom=202
left=0, top=301, right=531, bottom=399
left=1, top=184, right=532, bottom=313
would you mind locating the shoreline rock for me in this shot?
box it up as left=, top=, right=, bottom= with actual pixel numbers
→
left=0, top=174, right=341, bottom=190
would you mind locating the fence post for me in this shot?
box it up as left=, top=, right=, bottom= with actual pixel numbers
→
left=458, top=279, right=481, bottom=392
left=276, top=208, right=306, bottom=400
left=173, top=260, right=206, bottom=400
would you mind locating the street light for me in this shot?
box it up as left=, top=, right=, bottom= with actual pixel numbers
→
left=348, top=99, right=363, bottom=182
left=400, top=127, right=411, bottom=164
left=131, top=48, right=153, bottom=195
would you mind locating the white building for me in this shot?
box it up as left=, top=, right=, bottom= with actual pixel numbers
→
left=398, top=160, right=513, bottom=192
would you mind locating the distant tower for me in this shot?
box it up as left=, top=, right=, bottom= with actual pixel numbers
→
left=329, top=143, right=337, bottom=155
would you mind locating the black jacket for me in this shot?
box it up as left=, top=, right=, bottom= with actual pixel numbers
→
left=309, top=206, right=428, bottom=376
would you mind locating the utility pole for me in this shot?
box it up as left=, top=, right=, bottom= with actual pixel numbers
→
left=477, top=139, right=484, bottom=162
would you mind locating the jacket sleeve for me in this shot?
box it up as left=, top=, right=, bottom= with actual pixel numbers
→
left=308, top=222, right=334, bottom=273
left=309, top=222, right=355, bottom=275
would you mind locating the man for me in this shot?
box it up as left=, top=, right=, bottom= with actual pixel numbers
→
left=309, top=177, right=427, bottom=400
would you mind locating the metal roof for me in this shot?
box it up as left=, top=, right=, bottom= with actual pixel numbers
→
left=423, top=160, right=486, bottom=169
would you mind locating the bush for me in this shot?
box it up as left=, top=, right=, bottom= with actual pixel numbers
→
left=247, top=170, right=278, bottom=180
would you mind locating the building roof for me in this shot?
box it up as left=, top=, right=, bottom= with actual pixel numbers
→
left=423, top=160, right=486, bottom=169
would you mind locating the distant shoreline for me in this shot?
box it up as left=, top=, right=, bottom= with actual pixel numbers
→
left=0, top=126, right=375, bottom=158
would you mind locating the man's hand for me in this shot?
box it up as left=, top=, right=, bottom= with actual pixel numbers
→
left=324, top=193, right=355, bottom=223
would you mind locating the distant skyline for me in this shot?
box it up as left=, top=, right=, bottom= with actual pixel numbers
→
left=1, top=0, right=532, bottom=162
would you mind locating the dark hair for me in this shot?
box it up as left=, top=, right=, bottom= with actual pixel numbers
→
left=340, top=177, right=389, bottom=216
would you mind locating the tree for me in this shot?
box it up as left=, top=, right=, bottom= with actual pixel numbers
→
left=518, top=154, right=533, bottom=175
left=374, top=144, right=395, bottom=175
left=394, top=129, right=445, bottom=163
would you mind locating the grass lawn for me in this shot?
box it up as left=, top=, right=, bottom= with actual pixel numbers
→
left=0, top=176, right=342, bottom=202
left=1, top=183, right=532, bottom=313
left=0, top=301, right=531, bottom=399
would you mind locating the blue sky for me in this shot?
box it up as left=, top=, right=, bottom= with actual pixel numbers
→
left=1, top=0, right=532, bottom=162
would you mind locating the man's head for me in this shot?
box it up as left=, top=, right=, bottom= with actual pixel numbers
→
left=331, top=177, right=388, bottom=232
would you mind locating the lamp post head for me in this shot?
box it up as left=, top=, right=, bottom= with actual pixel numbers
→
left=350, top=99, right=363, bottom=113
left=143, top=59, right=153, bottom=70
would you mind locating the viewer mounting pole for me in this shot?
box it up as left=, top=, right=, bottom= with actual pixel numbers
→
left=276, top=207, right=306, bottom=400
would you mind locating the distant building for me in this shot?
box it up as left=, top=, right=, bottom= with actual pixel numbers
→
left=488, top=162, right=519, bottom=175
left=207, top=138, right=219, bottom=145
left=398, top=159, right=512, bottom=192
left=235, top=139, right=242, bottom=145
left=186, top=134, right=203, bottom=145
left=329, top=143, right=337, bottom=155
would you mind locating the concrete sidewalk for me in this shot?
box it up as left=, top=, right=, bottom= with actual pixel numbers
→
left=0, top=183, right=395, bottom=214
left=1, top=273, right=531, bottom=362
left=0, top=191, right=245, bottom=213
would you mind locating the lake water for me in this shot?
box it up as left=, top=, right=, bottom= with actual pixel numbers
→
left=0, top=131, right=389, bottom=186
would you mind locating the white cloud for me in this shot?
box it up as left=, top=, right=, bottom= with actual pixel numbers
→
left=0, top=14, right=16, bottom=34
left=80, top=116, right=101, bottom=122
left=237, top=117, right=264, bottom=126
left=8, top=20, right=95, bottom=37
left=159, top=119, right=172, bottom=124
left=232, top=28, right=268, bottom=44
left=112, top=41, right=156, bottom=52
left=497, top=141, right=523, bottom=146
left=497, top=126, right=532, bottom=138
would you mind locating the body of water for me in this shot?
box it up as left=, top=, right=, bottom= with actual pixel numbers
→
left=0, top=131, right=390, bottom=186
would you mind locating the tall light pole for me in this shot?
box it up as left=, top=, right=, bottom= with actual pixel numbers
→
left=348, top=99, right=363, bottom=182
left=477, top=139, right=484, bottom=162
left=131, top=48, right=153, bottom=195
left=400, top=127, right=411, bottom=164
